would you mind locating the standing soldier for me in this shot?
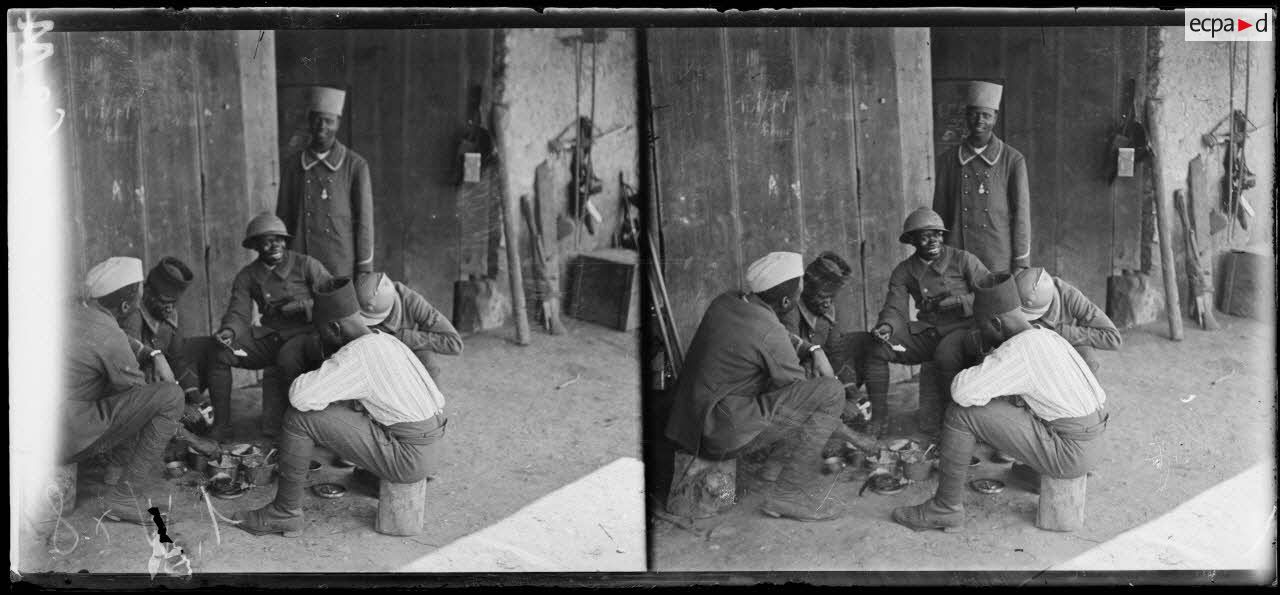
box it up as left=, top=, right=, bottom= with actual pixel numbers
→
left=276, top=86, right=375, bottom=279
left=933, top=81, right=1031, bottom=276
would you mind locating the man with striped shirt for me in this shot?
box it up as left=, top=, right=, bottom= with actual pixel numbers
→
left=232, top=277, right=447, bottom=537
left=892, top=273, right=1109, bottom=533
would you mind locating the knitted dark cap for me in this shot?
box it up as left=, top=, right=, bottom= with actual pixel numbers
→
left=312, top=277, right=361, bottom=325
left=972, top=273, right=1022, bottom=319
left=146, top=257, right=194, bottom=300
left=804, top=251, right=853, bottom=289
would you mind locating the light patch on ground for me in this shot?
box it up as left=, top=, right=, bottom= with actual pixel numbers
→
left=398, top=457, right=645, bottom=572
left=1052, top=460, right=1276, bottom=572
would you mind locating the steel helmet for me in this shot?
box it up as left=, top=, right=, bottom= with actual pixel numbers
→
left=1015, top=267, right=1055, bottom=319
left=242, top=212, right=292, bottom=249
left=355, top=272, right=397, bottom=326
left=899, top=207, right=949, bottom=244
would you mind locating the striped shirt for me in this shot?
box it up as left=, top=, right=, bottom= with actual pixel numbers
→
left=289, top=331, right=445, bottom=425
left=951, top=328, right=1106, bottom=421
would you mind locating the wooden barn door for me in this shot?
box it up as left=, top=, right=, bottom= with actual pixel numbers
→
left=274, top=30, right=495, bottom=318
left=646, top=28, right=933, bottom=351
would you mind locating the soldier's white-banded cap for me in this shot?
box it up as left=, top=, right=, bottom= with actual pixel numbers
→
left=308, top=86, right=346, bottom=115
left=746, top=252, right=804, bottom=294
left=966, top=81, right=1003, bottom=111
left=84, top=256, right=144, bottom=298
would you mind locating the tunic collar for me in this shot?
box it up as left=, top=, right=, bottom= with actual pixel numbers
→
left=254, top=250, right=298, bottom=280
left=140, top=304, right=178, bottom=333
left=912, top=245, right=956, bottom=275
left=302, top=141, right=348, bottom=172
left=798, top=300, right=835, bottom=330
left=958, top=136, right=1004, bottom=167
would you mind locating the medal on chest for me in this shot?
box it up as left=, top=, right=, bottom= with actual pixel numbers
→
left=978, top=182, right=987, bottom=195
left=321, top=188, right=329, bottom=201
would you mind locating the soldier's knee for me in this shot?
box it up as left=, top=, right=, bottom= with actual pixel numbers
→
left=154, top=383, right=185, bottom=417
left=813, top=376, right=844, bottom=407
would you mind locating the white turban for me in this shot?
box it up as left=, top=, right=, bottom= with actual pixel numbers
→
left=745, top=252, right=804, bottom=294
left=308, top=86, right=346, bottom=115
left=84, top=256, right=143, bottom=299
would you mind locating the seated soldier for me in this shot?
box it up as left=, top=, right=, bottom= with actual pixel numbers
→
left=356, top=272, right=463, bottom=383
left=208, top=212, right=332, bottom=441
left=782, top=251, right=877, bottom=422
left=665, top=252, right=845, bottom=522
left=113, top=257, right=221, bottom=482
left=865, top=207, right=991, bottom=438
left=230, top=278, right=447, bottom=536
left=1015, top=267, right=1121, bottom=373
left=278, top=272, right=463, bottom=395
left=891, top=273, right=1109, bottom=532
left=65, top=257, right=219, bottom=523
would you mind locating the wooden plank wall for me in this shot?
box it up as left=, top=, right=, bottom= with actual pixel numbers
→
left=648, top=28, right=932, bottom=351
left=274, top=30, right=492, bottom=318
left=55, top=31, right=278, bottom=336
left=931, top=27, right=1149, bottom=306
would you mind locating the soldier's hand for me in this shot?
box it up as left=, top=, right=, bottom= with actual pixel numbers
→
left=937, top=295, right=963, bottom=311
left=811, top=349, right=836, bottom=378
left=215, top=328, right=235, bottom=346
left=280, top=300, right=306, bottom=316
left=181, top=403, right=204, bottom=424
left=153, top=354, right=177, bottom=384
left=872, top=323, right=893, bottom=344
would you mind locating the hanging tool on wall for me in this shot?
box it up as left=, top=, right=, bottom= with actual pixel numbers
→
left=1105, top=78, right=1150, bottom=184
left=1219, top=109, right=1257, bottom=232
left=614, top=173, right=640, bottom=250
left=569, top=116, right=604, bottom=237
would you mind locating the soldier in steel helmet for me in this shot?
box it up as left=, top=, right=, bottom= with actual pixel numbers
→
left=864, top=207, right=991, bottom=438
left=207, top=212, right=333, bottom=441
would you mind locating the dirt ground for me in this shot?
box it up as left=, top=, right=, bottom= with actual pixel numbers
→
left=649, top=313, right=1276, bottom=574
left=17, top=318, right=641, bottom=576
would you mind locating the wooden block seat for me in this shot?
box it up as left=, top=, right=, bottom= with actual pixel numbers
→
left=666, top=450, right=737, bottom=519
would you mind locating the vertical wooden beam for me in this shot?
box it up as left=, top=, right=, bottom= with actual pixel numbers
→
left=718, top=29, right=745, bottom=289
left=794, top=28, right=862, bottom=330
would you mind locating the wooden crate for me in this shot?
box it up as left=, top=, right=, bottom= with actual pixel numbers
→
left=567, top=249, right=640, bottom=331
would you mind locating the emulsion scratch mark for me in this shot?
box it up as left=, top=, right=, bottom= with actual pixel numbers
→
left=112, top=180, right=123, bottom=202
left=768, top=174, right=778, bottom=197
left=252, top=31, right=265, bottom=60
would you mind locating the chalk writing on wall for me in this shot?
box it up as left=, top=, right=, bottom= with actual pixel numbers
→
left=16, top=11, right=65, bottom=136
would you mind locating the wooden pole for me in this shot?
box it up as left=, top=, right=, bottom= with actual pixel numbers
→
left=1144, top=98, right=1184, bottom=341
left=492, top=102, right=531, bottom=346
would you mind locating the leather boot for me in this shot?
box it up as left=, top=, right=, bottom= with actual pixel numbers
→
left=101, top=485, right=155, bottom=524
left=934, top=422, right=977, bottom=509
left=891, top=498, right=964, bottom=532
left=230, top=503, right=304, bottom=537
left=761, top=479, right=843, bottom=521
left=104, top=393, right=182, bottom=523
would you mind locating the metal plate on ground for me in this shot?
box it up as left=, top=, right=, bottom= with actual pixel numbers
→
left=312, top=483, right=347, bottom=499
left=970, top=478, right=1006, bottom=494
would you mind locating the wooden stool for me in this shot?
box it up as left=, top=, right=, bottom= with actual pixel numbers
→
left=1036, top=474, right=1087, bottom=532
left=666, top=450, right=736, bottom=519
left=375, top=478, right=427, bottom=536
